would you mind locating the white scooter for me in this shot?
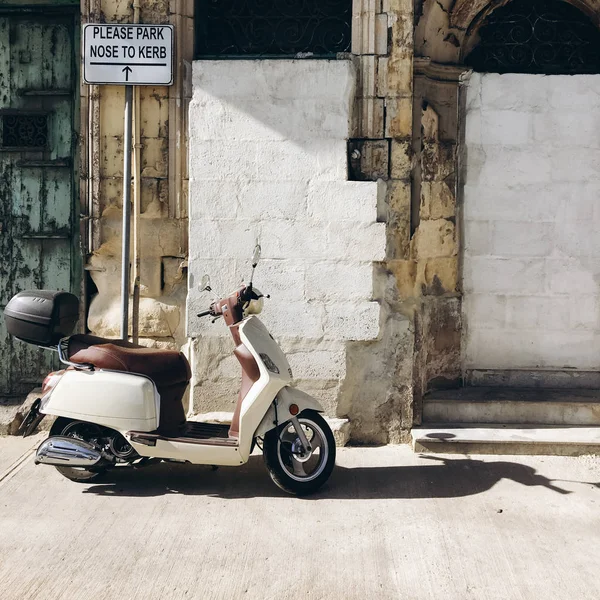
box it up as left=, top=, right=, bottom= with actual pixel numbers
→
left=8, top=247, right=336, bottom=495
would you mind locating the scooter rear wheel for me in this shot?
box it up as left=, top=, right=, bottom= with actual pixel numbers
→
left=263, top=410, right=335, bottom=496
left=49, top=418, right=108, bottom=483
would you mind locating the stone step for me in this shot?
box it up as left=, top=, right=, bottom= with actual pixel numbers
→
left=423, top=387, right=600, bottom=426
left=0, top=399, right=23, bottom=436
left=466, top=368, right=600, bottom=389
left=412, top=424, right=600, bottom=456
left=0, top=389, right=50, bottom=436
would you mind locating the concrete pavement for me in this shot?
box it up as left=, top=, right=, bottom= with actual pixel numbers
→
left=0, top=439, right=598, bottom=600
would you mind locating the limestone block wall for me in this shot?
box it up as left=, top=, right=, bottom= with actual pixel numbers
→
left=187, top=60, right=385, bottom=419
left=72, top=0, right=422, bottom=441
left=338, top=0, right=417, bottom=443
left=463, top=73, right=600, bottom=370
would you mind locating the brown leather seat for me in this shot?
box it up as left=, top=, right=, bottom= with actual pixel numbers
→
left=68, top=334, right=191, bottom=387
left=68, top=334, right=190, bottom=436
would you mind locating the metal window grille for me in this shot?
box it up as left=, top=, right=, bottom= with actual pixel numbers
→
left=194, top=0, right=352, bottom=58
left=2, top=113, right=48, bottom=149
left=465, top=0, right=600, bottom=74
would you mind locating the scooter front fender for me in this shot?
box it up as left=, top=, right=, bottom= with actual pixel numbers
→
left=254, top=386, right=324, bottom=439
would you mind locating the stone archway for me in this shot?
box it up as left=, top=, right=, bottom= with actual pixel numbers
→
left=411, top=0, right=600, bottom=424
left=464, top=0, right=600, bottom=72
left=461, top=0, right=600, bottom=384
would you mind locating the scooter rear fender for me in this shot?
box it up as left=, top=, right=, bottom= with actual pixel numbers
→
left=254, top=386, right=324, bottom=439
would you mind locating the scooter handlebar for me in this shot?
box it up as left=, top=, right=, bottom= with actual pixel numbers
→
left=197, top=285, right=269, bottom=321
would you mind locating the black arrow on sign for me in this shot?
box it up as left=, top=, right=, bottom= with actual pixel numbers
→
left=122, top=66, right=132, bottom=82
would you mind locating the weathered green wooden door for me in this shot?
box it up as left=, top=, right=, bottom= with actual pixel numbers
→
left=0, top=11, right=79, bottom=396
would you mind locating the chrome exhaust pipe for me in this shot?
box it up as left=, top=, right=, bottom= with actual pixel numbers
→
left=35, top=436, right=102, bottom=468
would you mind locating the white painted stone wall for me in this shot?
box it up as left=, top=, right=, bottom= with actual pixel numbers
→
left=463, top=73, right=600, bottom=370
left=187, top=60, right=385, bottom=416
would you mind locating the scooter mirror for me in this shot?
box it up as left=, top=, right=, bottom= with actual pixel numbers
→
left=252, top=244, right=261, bottom=268
left=199, top=274, right=212, bottom=292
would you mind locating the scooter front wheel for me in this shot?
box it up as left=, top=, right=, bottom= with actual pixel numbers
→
left=263, top=410, right=335, bottom=496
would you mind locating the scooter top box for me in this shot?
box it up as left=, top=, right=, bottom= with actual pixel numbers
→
left=4, top=290, right=79, bottom=346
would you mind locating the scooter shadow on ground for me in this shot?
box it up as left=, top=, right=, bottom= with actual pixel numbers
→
left=81, top=453, right=596, bottom=500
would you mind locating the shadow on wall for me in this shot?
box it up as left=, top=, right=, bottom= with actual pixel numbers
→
left=190, top=60, right=357, bottom=150
left=82, top=454, right=593, bottom=500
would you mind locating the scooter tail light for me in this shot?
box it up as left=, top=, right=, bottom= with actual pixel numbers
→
left=42, top=371, right=64, bottom=393
left=42, top=374, right=54, bottom=391
left=289, top=404, right=299, bottom=416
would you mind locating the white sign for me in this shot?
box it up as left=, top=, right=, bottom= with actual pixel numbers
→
left=83, top=24, right=174, bottom=86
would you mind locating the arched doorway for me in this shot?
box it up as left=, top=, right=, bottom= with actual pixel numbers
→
left=411, top=0, right=600, bottom=441
left=461, top=0, right=600, bottom=382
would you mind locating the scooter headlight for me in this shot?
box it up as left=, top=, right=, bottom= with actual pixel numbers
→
left=243, top=288, right=264, bottom=316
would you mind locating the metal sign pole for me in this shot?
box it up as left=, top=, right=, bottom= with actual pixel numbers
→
left=82, top=24, right=174, bottom=341
left=121, top=85, right=133, bottom=340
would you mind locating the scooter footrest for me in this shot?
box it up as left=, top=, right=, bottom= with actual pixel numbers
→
left=129, top=433, right=157, bottom=447
left=183, top=422, right=230, bottom=440
left=129, top=422, right=238, bottom=448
